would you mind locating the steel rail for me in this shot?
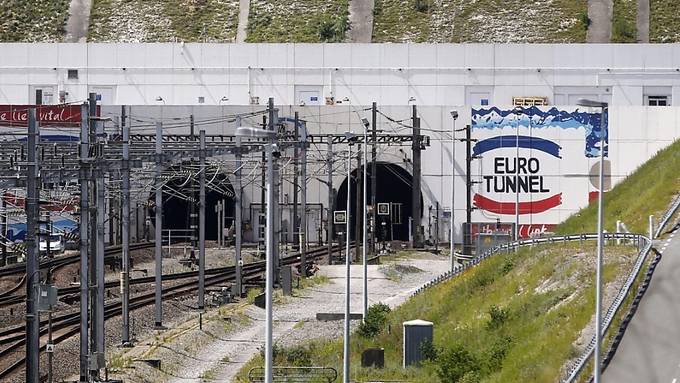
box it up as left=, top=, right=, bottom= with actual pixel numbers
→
left=0, top=242, right=353, bottom=380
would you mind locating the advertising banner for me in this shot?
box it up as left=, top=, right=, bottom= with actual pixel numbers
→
left=0, top=104, right=99, bottom=126
left=471, top=106, right=607, bottom=237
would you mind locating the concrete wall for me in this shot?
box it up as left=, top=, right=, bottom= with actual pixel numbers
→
left=84, top=104, right=680, bottom=243
left=2, top=43, right=680, bottom=106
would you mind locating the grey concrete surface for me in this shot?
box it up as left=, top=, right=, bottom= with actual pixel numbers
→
left=236, top=0, right=250, bottom=43
left=637, top=0, right=650, bottom=43
left=587, top=0, right=613, bottom=43
left=64, top=0, right=91, bottom=43
left=603, top=229, right=680, bottom=382
left=347, top=0, right=374, bottom=43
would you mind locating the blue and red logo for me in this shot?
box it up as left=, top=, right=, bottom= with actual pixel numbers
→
left=472, top=135, right=562, bottom=215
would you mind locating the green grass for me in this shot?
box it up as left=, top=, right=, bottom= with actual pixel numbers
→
left=372, top=0, right=588, bottom=43
left=89, top=0, right=239, bottom=42
left=556, top=139, right=680, bottom=235
left=0, top=0, right=69, bottom=42
left=611, top=0, right=637, bottom=42
left=246, top=0, right=349, bottom=42
left=650, top=0, right=680, bottom=42
left=234, top=242, right=637, bottom=383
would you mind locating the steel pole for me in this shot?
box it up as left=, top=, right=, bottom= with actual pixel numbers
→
left=515, top=115, right=520, bottom=241
left=25, top=108, right=40, bottom=383
left=264, top=141, right=275, bottom=383
left=198, top=130, right=206, bottom=310
left=327, top=136, right=334, bottom=264
left=235, top=119, right=243, bottom=296
left=343, top=144, right=352, bottom=383
left=450, top=117, right=455, bottom=270
left=299, top=113, right=308, bottom=276
left=78, top=102, right=90, bottom=382
left=362, top=127, right=368, bottom=318
left=95, top=118, right=106, bottom=372
left=594, top=106, right=607, bottom=383
left=154, top=121, right=163, bottom=328
left=121, top=106, right=131, bottom=345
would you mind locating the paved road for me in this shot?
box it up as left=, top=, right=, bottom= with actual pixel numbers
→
left=235, top=0, right=250, bottom=43
left=587, top=0, right=612, bottom=43
left=637, top=0, right=650, bottom=43
left=64, top=0, right=91, bottom=43
left=603, top=225, right=680, bottom=382
left=346, top=0, right=374, bottom=43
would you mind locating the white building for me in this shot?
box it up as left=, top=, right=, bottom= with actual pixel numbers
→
left=1, top=43, right=680, bottom=106
left=1, top=43, right=680, bottom=245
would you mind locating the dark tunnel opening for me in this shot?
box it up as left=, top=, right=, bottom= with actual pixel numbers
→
left=335, top=162, right=422, bottom=241
left=149, top=164, right=235, bottom=242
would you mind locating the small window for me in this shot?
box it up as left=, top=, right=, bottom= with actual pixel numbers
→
left=197, top=96, right=205, bottom=104
left=67, top=69, right=78, bottom=80
left=647, top=96, right=669, bottom=106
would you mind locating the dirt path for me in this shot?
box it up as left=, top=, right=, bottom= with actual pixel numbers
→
left=64, top=0, right=92, bottom=43
left=236, top=0, right=250, bottom=43
left=637, top=0, right=650, bottom=43
left=587, top=0, right=613, bottom=43
left=347, top=0, right=374, bottom=43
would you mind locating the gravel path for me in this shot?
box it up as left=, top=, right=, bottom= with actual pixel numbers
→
left=108, top=252, right=448, bottom=382
left=236, top=0, right=251, bottom=43
left=347, top=0, right=374, bottom=43
left=587, top=0, right=613, bottom=43
left=64, top=0, right=92, bottom=43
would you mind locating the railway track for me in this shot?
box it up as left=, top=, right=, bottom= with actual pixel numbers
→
left=0, top=242, right=154, bottom=305
left=0, top=243, right=353, bottom=380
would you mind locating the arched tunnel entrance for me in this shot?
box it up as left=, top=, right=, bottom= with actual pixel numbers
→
left=150, top=163, right=235, bottom=242
left=335, top=162, right=422, bottom=241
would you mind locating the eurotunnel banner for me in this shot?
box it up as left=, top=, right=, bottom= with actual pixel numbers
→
left=471, top=106, right=608, bottom=238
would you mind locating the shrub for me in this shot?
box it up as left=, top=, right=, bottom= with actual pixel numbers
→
left=358, top=302, right=391, bottom=338
left=486, top=305, right=509, bottom=330
left=419, top=338, right=439, bottom=362
left=436, top=344, right=481, bottom=383
left=414, top=0, right=431, bottom=13
left=483, top=335, right=513, bottom=372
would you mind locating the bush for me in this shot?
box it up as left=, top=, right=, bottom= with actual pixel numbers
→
left=436, top=344, right=481, bottom=383
left=358, top=302, right=391, bottom=338
left=414, top=0, right=431, bottom=13
left=486, top=305, right=509, bottom=330
left=483, top=335, right=513, bottom=372
left=419, top=338, right=439, bottom=362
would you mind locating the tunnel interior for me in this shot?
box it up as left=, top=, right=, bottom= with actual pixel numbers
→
left=150, top=164, right=235, bottom=242
left=335, top=162, right=421, bottom=241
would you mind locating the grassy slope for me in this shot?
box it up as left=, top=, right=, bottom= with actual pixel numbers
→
left=556, top=139, right=680, bottom=235
left=235, top=140, right=680, bottom=383
left=611, top=0, right=637, bottom=43
left=246, top=0, right=349, bottom=43
left=0, top=0, right=70, bottom=42
left=235, top=243, right=634, bottom=383
left=89, top=0, right=239, bottom=42
left=650, top=0, right=680, bottom=42
left=372, top=0, right=588, bottom=43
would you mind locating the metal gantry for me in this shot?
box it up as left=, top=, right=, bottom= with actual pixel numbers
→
left=0, top=96, right=430, bottom=383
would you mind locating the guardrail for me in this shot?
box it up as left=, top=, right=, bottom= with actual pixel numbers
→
left=412, top=232, right=646, bottom=298
left=408, top=232, right=652, bottom=383
left=562, top=233, right=651, bottom=382
left=248, top=366, right=337, bottom=383
left=655, top=193, right=680, bottom=238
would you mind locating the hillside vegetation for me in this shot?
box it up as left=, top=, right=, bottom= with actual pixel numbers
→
left=650, top=0, right=680, bottom=42
left=88, top=0, right=239, bottom=42
left=246, top=0, right=349, bottom=42
left=235, top=242, right=638, bottom=383
left=372, top=0, right=588, bottom=43
left=0, top=0, right=70, bottom=42
left=557, top=139, right=680, bottom=235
